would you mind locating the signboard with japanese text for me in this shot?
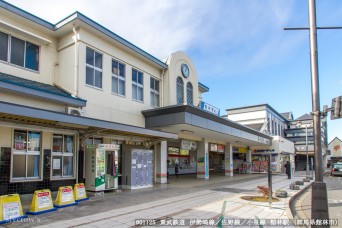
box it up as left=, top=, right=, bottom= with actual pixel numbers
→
left=181, top=140, right=197, bottom=150
left=200, top=101, right=220, bottom=116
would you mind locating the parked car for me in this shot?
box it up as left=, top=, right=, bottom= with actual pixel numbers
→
left=331, top=162, right=342, bottom=176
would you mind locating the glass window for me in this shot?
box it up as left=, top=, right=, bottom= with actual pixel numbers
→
left=86, top=47, right=102, bottom=88
left=150, top=78, right=160, bottom=107
left=12, top=130, right=41, bottom=180
left=186, top=82, right=193, bottom=105
left=25, top=42, right=39, bottom=71
left=52, top=134, right=75, bottom=178
left=132, top=68, right=144, bottom=102
left=28, top=131, right=41, bottom=151
left=12, top=155, right=25, bottom=178
left=0, top=32, right=39, bottom=71
left=10, top=36, right=25, bottom=67
left=176, top=77, right=184, bottom=105
left=27, top=155, right=40, bottom=177
left=63, top=156, right=73, bottom=176
left=85, top=137, right=103, bottom=145
left=0, top=31, right=8, bottom=61
left=112, top=60, right=126, bottom=96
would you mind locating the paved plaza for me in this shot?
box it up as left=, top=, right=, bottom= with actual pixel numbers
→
left=2, top=172, right=311, bottom=228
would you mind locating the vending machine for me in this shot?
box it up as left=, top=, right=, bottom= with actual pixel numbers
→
left=85, top=144, right=119, bottom=192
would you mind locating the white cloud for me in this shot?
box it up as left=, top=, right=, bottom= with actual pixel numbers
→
left=5, top=0, right=303, bottom=73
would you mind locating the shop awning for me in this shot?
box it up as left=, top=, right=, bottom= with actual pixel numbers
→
left=0, top=101, right=177, bottom=142
left=142, top=105, right=273, bottom=147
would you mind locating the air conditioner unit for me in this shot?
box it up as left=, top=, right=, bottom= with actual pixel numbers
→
left=66, top=107, right=85, bottom=116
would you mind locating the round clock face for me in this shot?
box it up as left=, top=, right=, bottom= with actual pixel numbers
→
left=181, top=64, right=190, bottom=78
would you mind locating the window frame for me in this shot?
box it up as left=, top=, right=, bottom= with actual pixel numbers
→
left=111, top=59, right=126, bottom=96
left=150, top=77, right=160, bottom=107
left=85, top=47, right=103, bottom=89
left=0, top=31, right=40, bottom=72
left=132, top=68, right=144, bottom=102
left=11, top=129, right=42, bottom=182
left=51, top=134, right=76, bottom=179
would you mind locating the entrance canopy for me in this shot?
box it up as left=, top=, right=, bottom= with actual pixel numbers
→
left=142, top=105, right=272, bottom=147
left=0, top=101, right=177, bottom=143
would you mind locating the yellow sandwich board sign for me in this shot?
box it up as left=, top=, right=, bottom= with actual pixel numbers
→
left=0, top=194, right=27, bottom=224
left=74, top=183, right=89, bottom=202
left=54, top=186, right=78, bottom=208
left=27, top=189, right=57, bottom=215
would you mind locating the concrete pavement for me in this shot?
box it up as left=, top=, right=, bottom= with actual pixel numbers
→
left=291, top=172, right=342, bottom=227
left=1, top=171, right=310, bottom=228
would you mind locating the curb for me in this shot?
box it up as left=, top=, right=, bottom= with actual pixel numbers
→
left=286, top=181, right=312, bottom=219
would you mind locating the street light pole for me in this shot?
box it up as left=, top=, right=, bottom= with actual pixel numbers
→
left=305, top=125, right=309, bottom=179
left=307, top=0, right=329, bottom=222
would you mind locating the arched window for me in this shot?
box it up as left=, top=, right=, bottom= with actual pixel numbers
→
left=176, top=77, right=184, bottom=105
left=186, top=82, right=193, bottom=105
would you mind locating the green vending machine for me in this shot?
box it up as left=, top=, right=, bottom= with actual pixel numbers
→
left=85, top=144, right=119, bottom=192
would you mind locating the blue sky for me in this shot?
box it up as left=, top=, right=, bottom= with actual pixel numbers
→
left=5, top=0, right=342, bottom=142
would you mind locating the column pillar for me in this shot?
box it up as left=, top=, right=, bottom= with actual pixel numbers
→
left=224, top=142, right=233, bottom=176
left=155, top=141, right=167, bottom=183
left=197, top=139, right=209, bottom=179
left=246, top=149, right=252, bottom=163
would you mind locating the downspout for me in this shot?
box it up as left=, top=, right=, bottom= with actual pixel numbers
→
left=160, top=70, right=165, bottom=107
left=73, top=26, right=79, bottom=183
left=72, top=25, right=79, bottom=97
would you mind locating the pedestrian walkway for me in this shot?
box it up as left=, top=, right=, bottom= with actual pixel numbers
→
left=1, top=172, right=309, bottom=228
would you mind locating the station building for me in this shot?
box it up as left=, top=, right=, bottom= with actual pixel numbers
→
left=225, top=104, right=328, bottom=173
left=0, top=1, right=272, bottom=195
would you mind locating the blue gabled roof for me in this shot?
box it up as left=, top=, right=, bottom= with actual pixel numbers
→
left=0, top=72, right=86, bottom=106
left=0, top=1, right=168, bottom=69
left=198, top=82, right=209, bottom=92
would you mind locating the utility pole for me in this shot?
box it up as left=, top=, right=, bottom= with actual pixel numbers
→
left=307, top=0, right=329, bottom=222
left=284, top=0, right=331, bottom=223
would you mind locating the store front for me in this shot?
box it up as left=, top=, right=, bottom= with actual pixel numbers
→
left=0, top=101, right=177, bottom=194
left=143, top=105, right=273, bottom=180
left=167, top=142, right=197, bottom=176
left=232, top=147, right=249, bottom=173
left=250, top=136, right=295, bottom=174
left=209, top=143, right=225, bottom=173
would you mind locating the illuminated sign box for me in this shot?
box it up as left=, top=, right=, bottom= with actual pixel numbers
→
left=180, top=149, right=189, bottom=156
left=168, top=147, right=180, bottom=155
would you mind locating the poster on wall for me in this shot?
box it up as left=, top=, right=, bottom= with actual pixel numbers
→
left=217, top=145, right=225, bottom=153
left=205, top=153, right=209, bottom=178
left=53, top=159, right=60, bottom=170
left=181, top=140, right=197, bottom=150
left=252, top=161, right=260, bottom=173
left=259, top=161, right=268, bottom=173
left=210, top=144, right=217, bottom=152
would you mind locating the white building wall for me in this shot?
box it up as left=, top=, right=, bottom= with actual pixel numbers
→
left=64, top=29, right=164, bottom=126
left=164, top=52, right=199, bottom=107
left=0, top=13, right=58, bottom=85
left=227, top=110, right=266, bottom=123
